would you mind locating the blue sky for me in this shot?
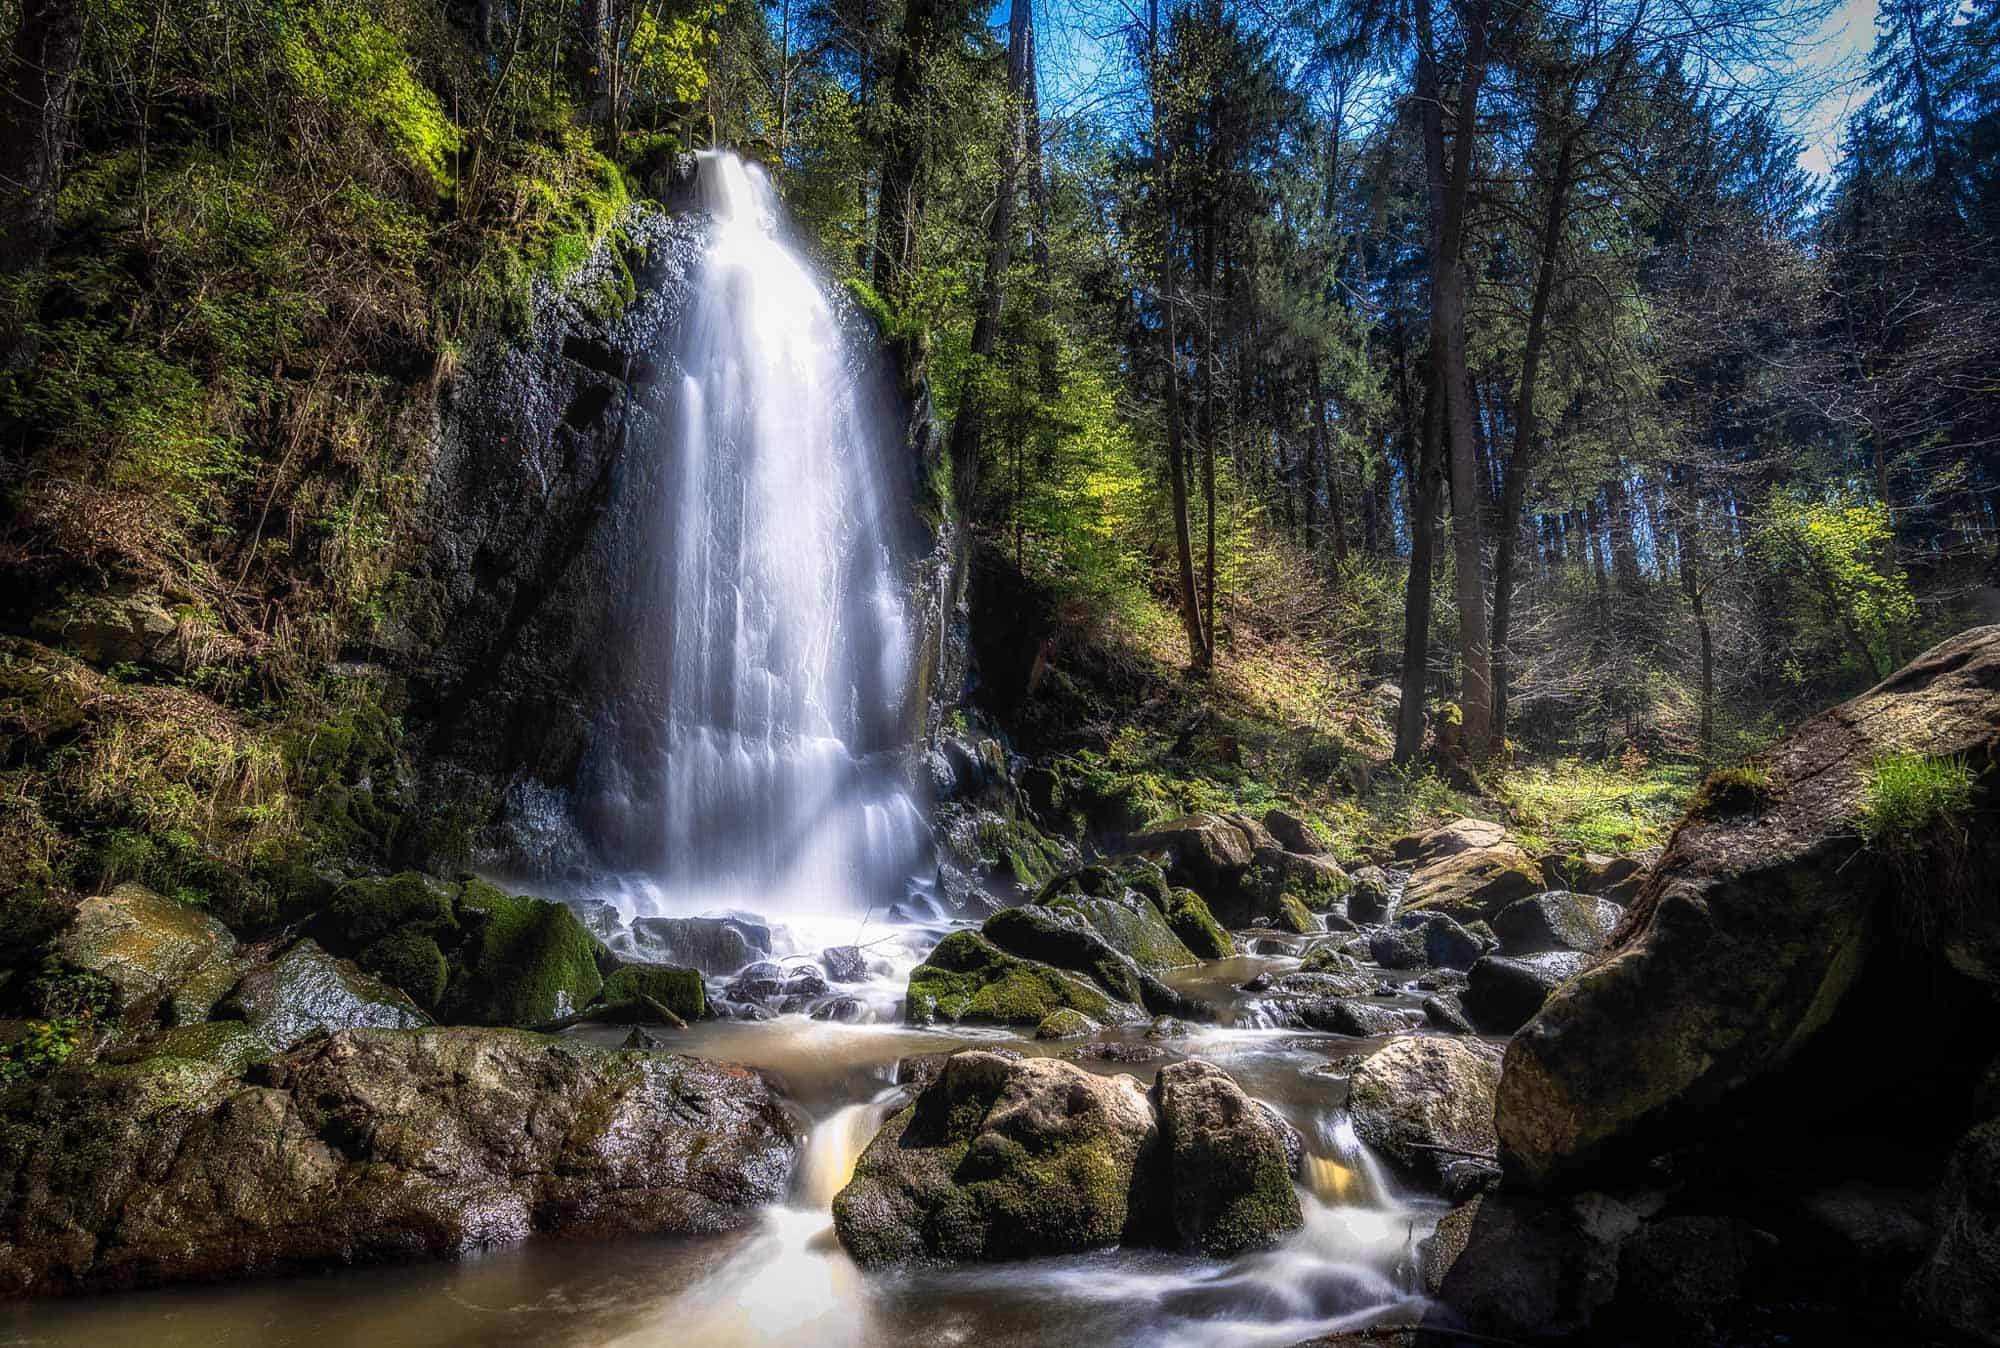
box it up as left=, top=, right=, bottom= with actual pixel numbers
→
left=1015, top=0, right=1888, bottom=184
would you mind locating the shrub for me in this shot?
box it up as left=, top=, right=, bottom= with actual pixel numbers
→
left=1859, top=753, right=1975, bottom=840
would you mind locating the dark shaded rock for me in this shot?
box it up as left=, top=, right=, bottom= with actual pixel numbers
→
left=822, top=945, right=868, bottom=983
left=1423, top=995, right=1475, bottom=1035
left=1430, top=1191, right=1631, bottom=1341
left=1613, top=1215, right=1772, bottom=1338
left=1346, top=1037, right=1499, bottom=1186
left=1259, top=809, right=1329, bottom=856
left=1075, top=1041, right=1165, bottom=1064
left=1910, top=1120, right=2000, bottom=1345
left=1463, top=952, right=1588, bottom=1035
left=1415, top=914, right=1487, bottom=970
left=1368, top=927, right=1427, bottom=971
left=1498, top=627, right=2000, bottom=1188
left=981, top=904, right=1206, bottom=1020
left=810, top=997, right=866, bottom=1023
left=630, top=915, right=769, bottom=976
left=0, top=1026, right=796, bottom=1296
left=725, top=962, right=788, bottom=1002
left=218, top=939, right=429, bottom=1050
left=1492, top=891, right=1622, bottom=955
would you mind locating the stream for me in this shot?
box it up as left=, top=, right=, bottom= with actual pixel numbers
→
left=2, top=922, right=1456, bottom=1348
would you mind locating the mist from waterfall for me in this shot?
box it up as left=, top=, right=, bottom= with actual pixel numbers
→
left=587, top=151, right=930, bottom=922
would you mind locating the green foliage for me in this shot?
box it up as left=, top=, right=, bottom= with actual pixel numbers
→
left=1687, top=763, right=1781, bottom=820
left=279, top=3, right=463, bottom=192
left=1495, top=759, right=1699, bottom=855
left=1859, top=753, right=1975, bottom=840
left=1758, top=491, right=1917, bottom=686
left=0, top=1018, right=89, bottom=1083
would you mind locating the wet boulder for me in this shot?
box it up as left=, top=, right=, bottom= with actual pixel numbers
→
left=1297, top=998, right=1414, bottom=1037
left=903, top=930, right=1122, bottom=1028
left=0, top=1026, right=797, bottom=1295
left=55, top=883, right=236, bottom=1031
left=982, top=904, right=1205, bottom=1019
left=1491, top=891, right=1622, bottom=955
left=630, top=914, right=770, bottom=976
left=1346, top=1037, right=1500, bottom=1187
left=1406, top=912, right=1488, bottom=970
left=1497, top=627, right=2000, bottom=1188
left=822, top=945, right=869, bottom=983
left=1368, top=927, right=1427, bottom=970
left=438, top=882, right=605, bottom=1025
left=217, top=938, right=429, bottom=1051
left=1127, top=812, right=1258, bottom=900
left=1035, top=858, right=1233, bottom=963
left=1462, top=952, right=1588, bottom=1035
left=831, top=1051, right=1300, bottom=1265
left=1247, top=847, right=1352, bottom=916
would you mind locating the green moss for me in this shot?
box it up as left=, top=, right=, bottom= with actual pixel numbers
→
left=599, top=962, right=707, bottom=1022
left=1686, top=763, right=1780, bottom=820
left=358, top=930, right=449, bottom=1009
left=976, top=811, right=1066, bottom=890
left=320, top=872, right=458, bottom=948
left=1277, top=893, right=1315, bottom=935
left=441, top=882, right=606, bottom=1026
left=905, top=931, right=1114, bottom=1027
left=1157, top=887, right=1233, bottom=960
left=1859, top=752, right=1975, bottom=839
left=1036, top=1008, right=1094, bottom=1039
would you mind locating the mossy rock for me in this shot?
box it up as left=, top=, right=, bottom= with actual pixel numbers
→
left=357, top=930, right=450, bottom=1009
left=1278, top=893, right=1316, bottom=935
left=975, top=810, right=1068, bottom=890
left=318, top=872, right=458, bottom=948
left=904, top=930, right=1116, bottom=1027
left=440, top=881, right=606, bottom=1025
left=598, top=961, right=707, bottom=1022
left=55, top=883, right=238, bottom=1029
left=1036, top=1008, right=1095, bottom=1040
left=1045, top=890, right=1198, bottom=974
left=1157, top=887, right=1233, bottom=960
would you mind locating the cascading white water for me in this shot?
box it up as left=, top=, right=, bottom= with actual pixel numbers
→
left=611, top=152, right=930, bottom=920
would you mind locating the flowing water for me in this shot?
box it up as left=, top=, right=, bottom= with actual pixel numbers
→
left=3, top=154, right=1446, bottom=1348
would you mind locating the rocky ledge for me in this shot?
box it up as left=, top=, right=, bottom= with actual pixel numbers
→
left=0, top=1025, right=798, bottom=1296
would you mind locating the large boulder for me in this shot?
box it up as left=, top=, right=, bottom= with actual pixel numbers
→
left=1261, top=809, right=1333, bottom=856
left=218, top=938, right=430, bottom=1051
left=1498, top=627, right=2000, bottom=1188
left=629, top=914, right=771, bottom=975
left=831, top=1051, right=1299, bottom=1265
left=0, top=1026, right=797, bottom=1295
left=1491, top=892, right=1622, bottom=955
left=1346, top=865, right=1396, bottom=923
left=1128, top=813, right=1257, bottom=895
left=1399, top=821, right=1544, bottom=924
left=1247, top=847, right=1352, bottom=913
left=439, top=882, right=605, bottom=1025
left=1910, top=1120, right=2000, bottom=1344
left=1462, top=952, right=1588, bottom=1034
left=1346, top=1038, right=1500, bottom=1186
left=1039, top=857, right=1234, bottom=961
left=55, top=883, right=236, bottom=1030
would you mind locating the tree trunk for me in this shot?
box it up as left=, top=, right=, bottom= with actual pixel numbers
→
left=873, top=0, right=942, bottom=316
left=1491, top=128, right=1575, bottom=740
left=944, top=0, right=1030, bottom=519
left=1200, top=207, right=1218, bottom=664
left=0, top=0, right=87, bottom=280
left=1433, top=0, right=1495, bottom=759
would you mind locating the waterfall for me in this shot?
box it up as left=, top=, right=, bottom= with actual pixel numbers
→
left=591, top=151, right=930, bottom=920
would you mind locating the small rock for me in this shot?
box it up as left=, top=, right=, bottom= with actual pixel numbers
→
left=1463, top=952, right=1589, bottom=1034
left=1074, top=1040, right=1165, bottom=1064
left=1422, top=995, right=1476, bottom=1035
left=821, top=945, right=869, bottom=983
left=1347, top=866, right=1395, bottom=923
left=1368, top=927, right=1427, bottom=970
left=1036, top=1007, right=1095, bottom=1039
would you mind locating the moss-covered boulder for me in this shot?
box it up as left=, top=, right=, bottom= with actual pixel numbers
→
left=1159, top=886, right=1233, bottom=959
left=1035, top=1007, right=1095, bottom=1039
left=903, top=930, right=1119, bottom=1027
left=218, top=938, right=429, bottom=1051
left=596, top=961, right=706, bottom=1023
left=1151, top=1058, right=1303, bottom=1256
left=1260, top=808, right=1333, bottom=856
left=1249, top=847, right=1352, bottom=912
left=1910, top=1120, right=2000, bottom=1344
left=440, top=881, right=605, bottom=1025
left=1347, top=1037, right=1500, bottom=1187
left=1497, top=627, right=2000, bottom=1189
left=982, top=905, right=1206, bottom=1019
left=1034, top=866, right=1200, bottom=973
left=831, top=1050, right=1300, bottom=1266
left=0, top=1026, right=797, bottom=1295
left=54, top=883, right=237, bottom=1030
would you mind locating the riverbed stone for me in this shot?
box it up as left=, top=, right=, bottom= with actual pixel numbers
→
left=218, top=938, right=429, bottom=1051
left=596, top=961, right=706, bottom=1022
left=1347, top=1037, right=1499, bottom=1186
left=1462, top=951, right=1588, bottom=1034
left=1261, top=809, right=1333, bottom=856
left=0, top=1026, right=797, bottom=1295
left=439, top=881, right=604, bottom=1025
left=1492, top=891, right=1622, bottom=955
left=1346, top=865, right=1395, bottom=923
left=982, top=904, right=1205, bottom=1019
left=1910, top=1120, right=2000, bottom=1344
left=629, top=914, right=770, bottom=975
left=1398, top=821, right=1543, bottom=924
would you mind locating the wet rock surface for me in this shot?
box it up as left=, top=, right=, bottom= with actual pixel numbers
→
left=0, top=1026, right=798, bottom=1296
left=217, top=938, right=429, bottom=1050
left=55, top=883, right=236, bottom=1032
left=1346, top=1037, right=1500, bottom=1186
